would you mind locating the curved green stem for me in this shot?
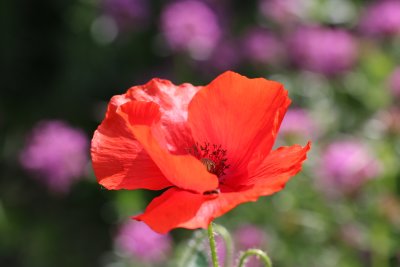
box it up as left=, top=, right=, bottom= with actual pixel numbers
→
left=213, top=224, right=234, bottom=267
left=208, top=222, right=220, bottom=267
left=238, top=249, right=272, bottom=267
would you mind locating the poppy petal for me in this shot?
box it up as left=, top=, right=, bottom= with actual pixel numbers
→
left=135, top=184, right=275, bottom=234
left=91, top=95, right=173, bottom=190
left=134, top=187, right=207, bottom=234
left=241, top=142, right=311, bottom=187
left=126, top=78, right=201, bottom=154
left=134, top=141, right=310, bottom=234
left=118, top=100, right=219, bottom=193
left=188, top=71, right=290, bottom=182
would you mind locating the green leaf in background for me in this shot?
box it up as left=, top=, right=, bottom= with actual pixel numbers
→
left=185, top=250, right=209, bottom=267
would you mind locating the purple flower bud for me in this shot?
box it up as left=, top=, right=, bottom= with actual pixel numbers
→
left=241, top=29, right=283, bottom=65
left=288, top=26, right=358, bottom=75
left=359, top=0, right=400, bottom=36
left=20, top=120, right=89, bottom=194
left=234, top=225, right=267, bottom=267
left=206, top=40, right=240, bottom=71
left=234, top=225, right=266, bottom=249
left=279, top=108, right=316, bottom=138
left=318, top=140, right=381, bottom=196
left=160, top=0, right=221, bottom=60
left=115, top=220, right=172, bottom=263
left=101, top=0, right=149, bottom=31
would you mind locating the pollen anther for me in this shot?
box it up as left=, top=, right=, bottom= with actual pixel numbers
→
left=188, top=142, right=229, bottom=178
left=200, top=158, right=216, bottom=173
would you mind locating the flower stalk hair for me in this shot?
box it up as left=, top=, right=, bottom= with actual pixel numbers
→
left=91, top=71, right=310, bottom=234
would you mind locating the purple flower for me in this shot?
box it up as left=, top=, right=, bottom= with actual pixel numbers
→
left=160, top=0, right=221, bottom=60
left=206, top=40, right=240, bottom=71
left=20, top=120, right=89, bottom=194
left=279, top=108, right=316, bottom=138
left=234, top=225, right=266, bottom=249
left=389, top=68, right=400, bottom=98
left=234, top=225, right=267, bottom=267
left=288, top=26, right=358, bottom=75
left=318, top=140, right=381, bottom=196
left=359, top=0, right=400, bottom=36
left=115, top=220, right=172, bottom=263
left=101, top=0, right=149, bottom=31
left=241, top=29, right=283, bottom=65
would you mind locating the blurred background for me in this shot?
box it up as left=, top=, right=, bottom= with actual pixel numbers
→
left=1, top=0, right=400, bottom=266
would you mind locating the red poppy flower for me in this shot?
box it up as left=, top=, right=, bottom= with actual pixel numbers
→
left=91, top=71, right=310, bottom=233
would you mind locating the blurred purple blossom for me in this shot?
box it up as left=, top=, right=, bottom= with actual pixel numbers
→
left=160, top=0, right=221, bottom=60
left=359, top=0, right=400, bottom=36
left=389, top=67, right=400, bottom=98
left=115, top=220, right=172, bottom=263
left=234, top=225, right=266, bottom=249
left=279, top=108, right=316, bottom=138
left=206, top=40, right=240, bottom=71
left=241, top=29, right=283, bottom=65
left=101, top=0, right=150, bottom=30
left=234, top=225, right=267, bottom=267
left=288, top=26, right=358, bottom=75
left=20, top=120, right=89, bottom=194
left=318, top=140, right=381, bottom=196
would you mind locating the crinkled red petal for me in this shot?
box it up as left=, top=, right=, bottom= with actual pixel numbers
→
left=91, top=95, right=172, bottom=190
left=126, top=78, right=201, bottom=154
left=242, top=142, right=311, bottom=187
left=118, top=100, right=218, bottom=193
left=135, top=142, right=310, bottom=233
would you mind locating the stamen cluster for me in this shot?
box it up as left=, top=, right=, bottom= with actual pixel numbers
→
left=188, top=142, right=229, bottom=178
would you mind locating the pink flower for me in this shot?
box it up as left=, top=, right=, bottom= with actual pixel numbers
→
left=20, top=120, right=89, bottom=194
left=318, top=140, right=381, bottom=196
left=234, top=225, right=267, bottom=267
left=115, top=220, right=172, bottom=263
left=160, top=0, right=221, bottom=60
left=279, top=108, right=316, bottom=138
left=234, top=225, right=267, bottom=249
left=359, top=0, right=400, bottom=36
left=288, top=26, right=358, bottom=75
left=241, top=29, right=283, bottom=65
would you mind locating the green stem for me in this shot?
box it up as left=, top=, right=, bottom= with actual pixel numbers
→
left=213, top=224, right=234, bottom=267
left=208, top=222, right=220, bottom=267
left=238, top=249, right=272, bottom=267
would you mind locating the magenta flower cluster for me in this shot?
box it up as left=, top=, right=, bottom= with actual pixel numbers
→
left=20, top=120, right=89, bottom=194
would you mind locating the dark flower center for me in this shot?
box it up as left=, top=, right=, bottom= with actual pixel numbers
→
left=188, top=142, right=230, bottom=178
